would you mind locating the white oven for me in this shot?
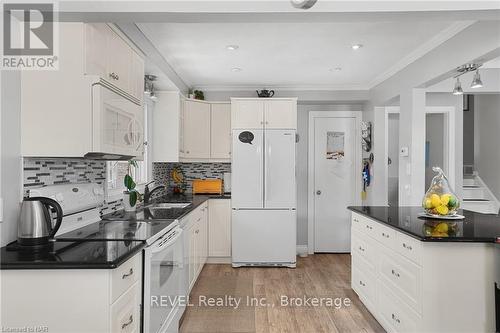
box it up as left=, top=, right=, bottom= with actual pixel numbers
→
left=143, top=227, right=186, bottom=333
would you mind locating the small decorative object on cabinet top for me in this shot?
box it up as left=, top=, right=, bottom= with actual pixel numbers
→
left=421, top=166, right=463, bottom=219
left=256, top=89, right=275, bottom=98
left=361, top=121, right=372, bottom=152
left=193, top=90, right=205, bottom=100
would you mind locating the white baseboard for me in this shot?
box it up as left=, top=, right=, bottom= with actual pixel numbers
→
left=206, top=257, right=231, bottom=264
left=296, top=245, right=308, bottom=256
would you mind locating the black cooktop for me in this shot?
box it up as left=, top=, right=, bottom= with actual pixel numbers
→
left=1, top=239, right=144, bottom=269
left=56, top=219, right=178, bottom=242
left=348, top=206, right=500, bottom=243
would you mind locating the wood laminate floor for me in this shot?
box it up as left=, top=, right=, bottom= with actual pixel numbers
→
left=180, top=254, right=385, bottom=333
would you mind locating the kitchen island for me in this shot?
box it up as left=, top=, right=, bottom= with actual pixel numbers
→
left=348, top=206, right=499, bottom=333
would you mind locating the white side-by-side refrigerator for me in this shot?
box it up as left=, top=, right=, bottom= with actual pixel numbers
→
left=231, top=128, right=296, bottom=267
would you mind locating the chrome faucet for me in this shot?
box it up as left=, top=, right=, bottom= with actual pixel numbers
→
left=144, top=181, right=166, bottom=205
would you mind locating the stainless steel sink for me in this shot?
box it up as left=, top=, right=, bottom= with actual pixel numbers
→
left=147, top=202, right=192, bottom=209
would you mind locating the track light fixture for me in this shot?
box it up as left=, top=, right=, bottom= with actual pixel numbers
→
left=452, top=78, right=463, bottom=95
left=470, top=70, right=483, bottom=89
left=144, top=75, right=157, bottom=99
left=451, top=63, right=483, bottom=94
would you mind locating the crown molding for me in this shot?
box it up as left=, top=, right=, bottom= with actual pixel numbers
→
left=367, top=20, right=476, bottom=89
left=191, top=84, right=370, bottom=92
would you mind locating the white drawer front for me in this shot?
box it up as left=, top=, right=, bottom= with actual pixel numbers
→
left=352, top=255, right=377, bottom=305
left=352, top=213, right=378, bottom=238
left=111, top=254, right=141, bottom=303
left=111, top=281, right=141, bottom=333
left=352, top=231, right=378, bottom=271
left=380, top=252, right=422, bottom=314
left=373, top=222, right=396, bottom=249
left=395, top=232, right=422, bottom=265
left=378, top=283, right=420, bottom=333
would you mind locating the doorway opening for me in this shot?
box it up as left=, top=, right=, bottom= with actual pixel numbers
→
left=387, top=113, right=400, bottom=207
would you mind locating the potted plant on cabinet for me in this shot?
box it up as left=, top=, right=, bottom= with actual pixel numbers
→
left=123, top=160, right=142, bottom=211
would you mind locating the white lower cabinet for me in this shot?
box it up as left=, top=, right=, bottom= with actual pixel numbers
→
left=183, top=201, right=209, bottom=292
left=351, top=212, right=496, bottom=333
left=183, top=199, right=231, bottom=292
left=208, top=199, right=232, bottom=258
left=1, top=253, right=142, bottom=333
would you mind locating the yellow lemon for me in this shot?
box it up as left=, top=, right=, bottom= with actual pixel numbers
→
left=440, top=194, right=451, bottom=206
left=436, top=205, right=449, bottom=216
left=424, top=198, right=433, bottom=209
left=435, top=222, right=449, bottom=233
left=430, top=194, right=441, bottom=208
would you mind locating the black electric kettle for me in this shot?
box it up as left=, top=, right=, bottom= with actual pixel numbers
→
left=18, top=197, right=63, bottom=246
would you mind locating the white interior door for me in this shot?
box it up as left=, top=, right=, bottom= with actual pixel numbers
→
left=313, top=117, right=357, bottom=252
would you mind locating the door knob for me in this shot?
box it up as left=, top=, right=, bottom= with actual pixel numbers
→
left=316, top=190, right=321, bottom=195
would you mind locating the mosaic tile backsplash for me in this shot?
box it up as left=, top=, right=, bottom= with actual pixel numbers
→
left=153, top=162, right=231, bottom=194
left=23, top=158, right=123, bottom=215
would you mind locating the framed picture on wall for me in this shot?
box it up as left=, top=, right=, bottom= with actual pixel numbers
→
left=463, top=94, right=470, bottom=111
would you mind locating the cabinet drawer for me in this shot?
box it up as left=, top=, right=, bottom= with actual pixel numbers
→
left=110, top=281, right=141, bottom=333
left=352, top=255, right=377, bottom=304
left=377, top=283, right=420, bottom=333
left=395, top=232, right=422, bottom=265
left=373, top=222, right=396, bottom=249
left=380, top=252, right=422, bottom=314
left=111, top=254, right=141, bottom=303
left=352, top=231, right=378, bottom=271
left=351, top=213, right=377, bottom=238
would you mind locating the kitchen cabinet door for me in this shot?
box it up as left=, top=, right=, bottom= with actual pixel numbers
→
left=264, top=99, right=297, bottom=129
left=129, top=50, right=144, bottom=104
left=231, top=99, right=264, bottom=129
left=188, top=223, right=197, bottom=292
left=183, top=100, right=211, bottom=159
left=84, top=23, right=108, bottom=78
left=208, top=199, right=231, bottom=257
left=199, top=205, right=209, bottom=267
left=106, top=31, right=131, bottom=93
left=210, top=103, right=231, bottom=159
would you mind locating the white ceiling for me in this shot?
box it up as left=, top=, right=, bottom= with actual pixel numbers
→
left=138, top=20, right=469, bottom=91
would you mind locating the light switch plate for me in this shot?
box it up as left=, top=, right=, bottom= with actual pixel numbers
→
left=400, top=147, right=409, bottom=157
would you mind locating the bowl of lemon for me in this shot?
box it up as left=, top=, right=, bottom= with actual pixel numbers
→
left=422, top=167, right=461, bottom=218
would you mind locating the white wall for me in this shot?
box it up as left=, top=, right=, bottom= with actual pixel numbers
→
left=425, top=113, right=445, bottom=188
left=475, top=94, right=500, bottom=199
left=1, top=72, right=23, bottom=246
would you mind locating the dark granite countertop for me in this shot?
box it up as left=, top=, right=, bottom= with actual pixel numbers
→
left=348, top=206, right=500, bottom=243
left=102, top=193, right=230, bottom=222
left=1, top=240, right=144, bottom=270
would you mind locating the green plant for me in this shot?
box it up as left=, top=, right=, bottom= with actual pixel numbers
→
left=123, top=160, right=143, bottom=207
left=194, top=90, right=204, bottom=100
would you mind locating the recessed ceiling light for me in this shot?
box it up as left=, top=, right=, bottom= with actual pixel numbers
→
left=329, top=67, right=342, bottom=72
left=351, top=44, right=363, bottom=50
left=231, top=67, right=242, bottom=72
left=226, top=45, right=239, bottom=51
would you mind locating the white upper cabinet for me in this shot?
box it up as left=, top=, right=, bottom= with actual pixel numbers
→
left=183, top=100, right=211, bottom=159
left=231, top=99, right=264, bottom=129
left=84, top=23, right=108, bottom=78
left=210, top=103, right=232, bottom=159
left=231, top=98, right=297, bottom=129
left=153, top=97, right=231, bottom=162
left=21, top=23, right=145, bottom=158
left=85, top=23, right=144, bottom=104
left=129, top=51, right=145, bottom=103
left=265, top=99, right=297, bottom=129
